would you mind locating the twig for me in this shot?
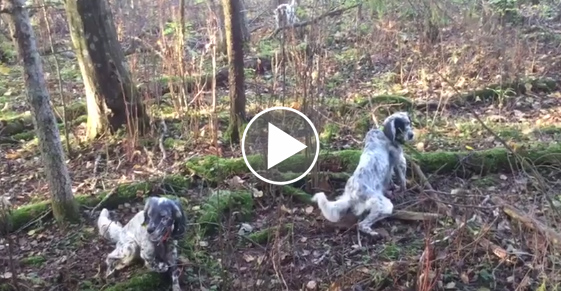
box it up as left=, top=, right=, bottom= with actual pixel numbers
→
left=157, top=119, right=168, bottom=167
left=15, top=209, right=52, bottom=232
left=89, top=188, right=118, bottom=217
left=408, top=158, right=452, bottom=216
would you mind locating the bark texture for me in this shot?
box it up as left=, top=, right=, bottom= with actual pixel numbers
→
left=222, top=0, right=247, bottom=143
left=8, top=0, right=80, bottom=223
left=65, top=0, right=148, bottom=140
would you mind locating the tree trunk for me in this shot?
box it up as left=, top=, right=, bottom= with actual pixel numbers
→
left=8, top=0, right=80, bottom=223
left=239, top=0, right=250, bottom=43
left=212, top=0, right=250, bottom=55
left=65, top=0, right=149, bottom=140
left=222, top=0, right=246, bottom=143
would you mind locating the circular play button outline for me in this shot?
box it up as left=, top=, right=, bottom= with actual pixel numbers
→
left=241, top=106, right=320, bottom=186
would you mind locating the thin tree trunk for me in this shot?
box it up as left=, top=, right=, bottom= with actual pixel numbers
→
left=65, top=0, right=149, bottom=140
left=8, top=0, right=80, bottom=222
left=222, top=0, right=246, bottom=143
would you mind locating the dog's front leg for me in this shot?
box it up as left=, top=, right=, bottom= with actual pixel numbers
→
left=105, top=248, right=123, bottom=278
left=140, top=245, right=169, bottom=273
left=391, top=154, right=407, bottom=197
left=166, top=241, right=182, bottom=291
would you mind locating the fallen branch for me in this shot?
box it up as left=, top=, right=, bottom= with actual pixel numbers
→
left=492, top=197, right=561, bottom=247
left=391, top=210, right=441, bottom=221
left=265, top=4, right=360, bottom=39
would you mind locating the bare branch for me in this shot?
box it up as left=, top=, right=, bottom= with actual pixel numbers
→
left=265, top=3, right=360, bottom=39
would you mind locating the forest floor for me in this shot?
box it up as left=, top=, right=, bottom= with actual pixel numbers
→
left=2, top=0, right=561, bottom=290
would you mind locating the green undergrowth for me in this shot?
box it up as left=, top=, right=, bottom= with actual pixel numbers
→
left=196, top=190, right=254, bottom=237
left=186, top=144, right=561, bottom=183
left=101, top=272, right=165, bottom=291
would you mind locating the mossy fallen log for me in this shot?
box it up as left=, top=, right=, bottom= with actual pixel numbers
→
left=349, top=78, right=558, bottom=112
left=0, top=102, right=86, bottom=136
left=4, top=175, right=191, bottom=232
left=456, top=78, right=558, bottom=105
left=186, top=144, right=561, bottom=183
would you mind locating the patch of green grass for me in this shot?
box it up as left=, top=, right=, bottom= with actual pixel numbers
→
left=379, top=242, right=401, bottom=260
left=20, top=255, right=46, bottom=266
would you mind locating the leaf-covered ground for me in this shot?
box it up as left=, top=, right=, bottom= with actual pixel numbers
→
left=2, top=0, right=561, bottom=290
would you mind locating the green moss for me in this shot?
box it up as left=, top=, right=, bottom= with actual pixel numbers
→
left=197, top=190, right=253, bottom=236
left=163, top=137, right=189, bottom=151
left=10, top=130, right=35, bottom=141
left=246, top=224, right=293, bottom=245
left=51, top=198, right=81, bottom=224
left=320, top=123, right=339, bottom=143
left=353, top=114, right=371, bottom=136
left=281, top=186, right=313, bottom=204
left=186, top=144, right=561, bottom=182
left=20, top=255, right=46, bottom=266
left=103, top=272, right=166, bottom=291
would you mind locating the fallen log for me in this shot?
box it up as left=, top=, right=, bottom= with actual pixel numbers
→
left=0, top=102, right=86, bottom=136
left=185, top=144, right=561, bottom=183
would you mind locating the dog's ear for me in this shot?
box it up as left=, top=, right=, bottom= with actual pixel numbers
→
left=393, top=117, right=406, bottom=137
left=142, top=197, right=156, bottom=227
left=383, top=118, right=396, bottom=142
left=170, top=200, right=186, bottom=239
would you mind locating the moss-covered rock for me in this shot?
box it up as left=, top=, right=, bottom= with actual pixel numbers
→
left=4, top=175, right=191, bottom=233
left=197, top=190, right=253, bottom=236
left=186, top=144, right=561, bottom=182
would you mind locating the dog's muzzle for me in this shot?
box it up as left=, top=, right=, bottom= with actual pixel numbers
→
left=148, top=225, right=171, bottom=242
left=407, top=132, right=414, bottom=140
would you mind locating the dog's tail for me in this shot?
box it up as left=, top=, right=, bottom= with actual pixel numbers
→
left=97, top=208, right=123, bottom=244
left=311, top=192, right=351, bottom=223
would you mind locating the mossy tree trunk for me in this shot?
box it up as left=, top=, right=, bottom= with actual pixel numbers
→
left=9, top=0, right=80, bottom=223
left=222, top=0, right=247, bottom=143
left=65, top=0, right=149, bottom=140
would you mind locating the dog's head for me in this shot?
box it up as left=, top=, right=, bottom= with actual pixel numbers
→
left=142, top=196, right=186, bottom=242
left=382, top=111, right=415, bottom=144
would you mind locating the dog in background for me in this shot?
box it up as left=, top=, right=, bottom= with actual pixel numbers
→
left=312, top=112, right=415, bottom=237
left=274, top=0, right=299, bottom=29
left=97, top=196, right=186, bottom=291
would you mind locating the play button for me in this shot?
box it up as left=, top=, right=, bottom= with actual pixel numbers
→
left=242, top=106, right=320, bottom=186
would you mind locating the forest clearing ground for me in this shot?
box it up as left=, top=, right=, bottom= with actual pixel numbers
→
left=3, top=169, right=561, bottom=290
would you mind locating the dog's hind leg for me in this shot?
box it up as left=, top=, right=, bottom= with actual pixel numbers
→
left=357, top=195, right=394, bottom=238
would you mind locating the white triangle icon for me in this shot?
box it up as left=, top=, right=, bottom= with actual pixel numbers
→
left=267, top=123, right=308, bottom=170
